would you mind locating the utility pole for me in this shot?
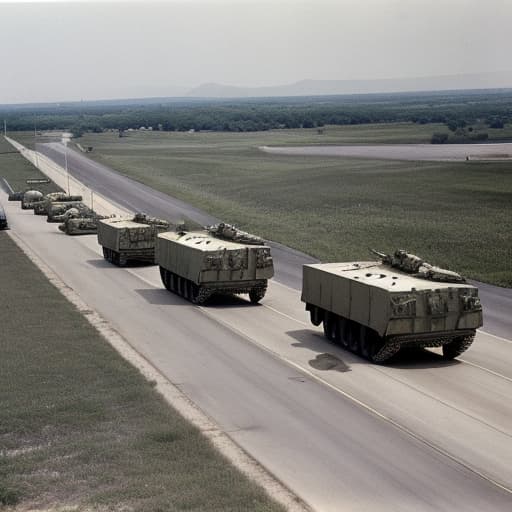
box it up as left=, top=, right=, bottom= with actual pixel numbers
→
left=34, top=121, right=39, bottom=168
left=65, top=143, right=70, bottom=194
left=3, top=119, right=6, bottom=136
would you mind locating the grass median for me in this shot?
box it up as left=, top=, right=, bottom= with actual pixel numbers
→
left=72, top=128, right=512, bottom=287
left=0, top=231, right=284, bottom=511
left=0, top=136, right=60, bottom=195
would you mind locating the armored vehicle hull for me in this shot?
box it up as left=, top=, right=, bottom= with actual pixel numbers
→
left=302, top=258, right=482, bottom=363
left=47, top=202, right=88, bottom=222
left=33, top=194, right=82, bottom=215
left=59, top=216, right=101, bottom=235
left=156, top=229, right=274, bottom=304
left=98, top=215, right=169, bottom=266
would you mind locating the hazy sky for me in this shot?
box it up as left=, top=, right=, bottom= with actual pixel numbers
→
left=1, top=0, right=511, bottom=103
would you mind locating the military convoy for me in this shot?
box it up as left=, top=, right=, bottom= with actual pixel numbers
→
left=156, top=223, right=274, bottom=304
left=8, top=177, right=484, bottom=363
left=97, top=213, right=170, bottom=266
left=302, top=249, right=483, bottom=362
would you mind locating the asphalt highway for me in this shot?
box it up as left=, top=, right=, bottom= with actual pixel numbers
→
left=5, top=142, right=507, bottom=510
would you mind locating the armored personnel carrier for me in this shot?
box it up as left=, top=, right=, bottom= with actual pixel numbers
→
left=21, top=190, right=44, bottom=209
left=156, top=223, right=274, bottom=304
left=47, top=201, right=89, bottom=222
left=59, top=214, right=105, bottom=235
left=302, top=249, right=483, bottom=363
left=98, top=213, right=170, bottom=266
left=33, top=193, right=82, bottom=215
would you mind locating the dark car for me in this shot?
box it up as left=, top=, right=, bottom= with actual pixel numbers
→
left=0, top=203, right=8, bottom=230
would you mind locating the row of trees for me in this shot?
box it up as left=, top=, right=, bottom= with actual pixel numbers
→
left=2, top=91, right=511, bottom=136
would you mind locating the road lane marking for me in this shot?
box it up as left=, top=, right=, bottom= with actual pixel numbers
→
left=478, top=330, right=512, bottom=344
left=262, top=303, right=310, bottom=327
left=459, top=358, right=512, bottom=383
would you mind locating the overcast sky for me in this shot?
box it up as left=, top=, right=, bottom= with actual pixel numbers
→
left=1, top=0, right=511, bottom=103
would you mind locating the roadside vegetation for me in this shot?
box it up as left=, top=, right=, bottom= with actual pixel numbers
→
left=72, top=129, right=512, bottom=287
left=0, top=231, right=284, bottom=511
left=0, top=136, right=60, bottom=195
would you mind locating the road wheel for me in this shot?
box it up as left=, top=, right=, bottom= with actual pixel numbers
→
left=184, top=279, right=192, bottom=300
left=249, top=287, right=266, bottom=304
left=170, top=273, right=177, bottom=292
left=347, top=321, right=360, bottom=353
left=159, top=266, right=167, bottom=288
left=309, top=305, right=323, bottom=326
left=338, top=317, right=349, bottom=348
left=442, top=334, right=475, bottom=359
left=323, top=313, right=340, bottom=342
left=323, top=313, right=333, bottom=341
left=359, top=326, right=370, bottom=358
left=102, top=247, right=109, bottom=260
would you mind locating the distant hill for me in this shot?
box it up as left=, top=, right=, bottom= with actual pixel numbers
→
left=187, top=71, right=512, bottom=98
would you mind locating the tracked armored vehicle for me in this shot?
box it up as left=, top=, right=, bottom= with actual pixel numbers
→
left=33, top=193, right=82, bottom=215
left=98, top=213, right=170, bottom=266
left=47, top=201, right=89, bottom=222
left=302, top=250, right=483, bottom=363
left=21, top=190, right=44, bottom=209
left=156, top=223, right=274, bottom=304
left=59, top=215, right=104, bottom=235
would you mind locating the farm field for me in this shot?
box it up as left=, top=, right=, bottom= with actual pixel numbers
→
left=74, top=127, right=512, bottom=287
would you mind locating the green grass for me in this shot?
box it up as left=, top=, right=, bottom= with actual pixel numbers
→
left=74, top=128, right=512, bottom=287
left=0, top=232, right=284, bottom=511
left=0, top=136, right=61, bottom=195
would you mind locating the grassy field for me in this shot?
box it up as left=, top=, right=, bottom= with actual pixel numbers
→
left=72, top=128, right=512, bottom=287
left=0, top=231, right=284, bottom=511
left=0, top=136, right=61, bottom=195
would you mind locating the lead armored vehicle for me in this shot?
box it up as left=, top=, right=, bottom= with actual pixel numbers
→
left=156, top=222, right=274, bottom=304
left=302, top=249, right=483, bottom=363
left=97, top=213, right=170, bottom=266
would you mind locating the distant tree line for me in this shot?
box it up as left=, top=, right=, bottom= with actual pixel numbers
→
left=1, top=91, right=511, bottom=138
